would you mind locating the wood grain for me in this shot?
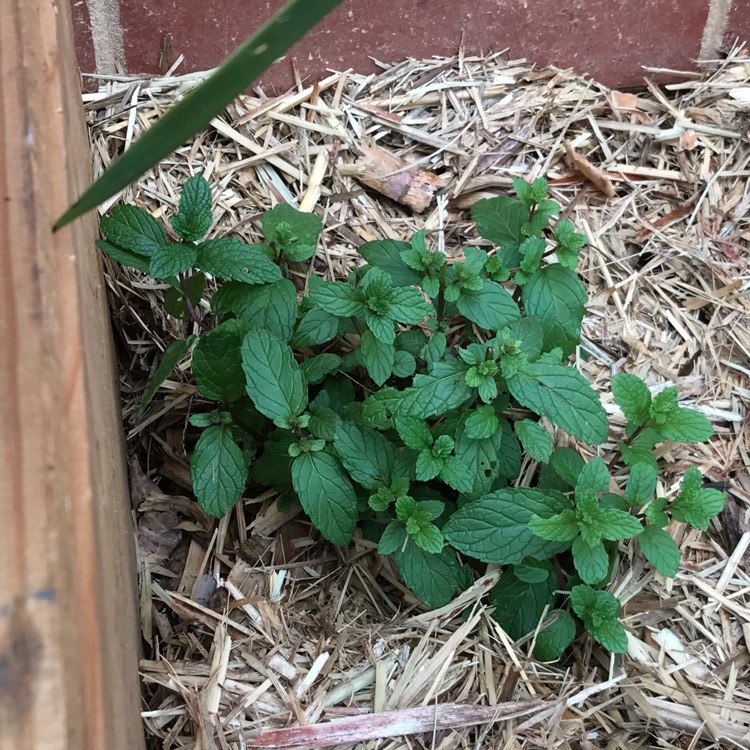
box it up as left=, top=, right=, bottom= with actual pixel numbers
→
left=0, top=2, right=143, bottom=748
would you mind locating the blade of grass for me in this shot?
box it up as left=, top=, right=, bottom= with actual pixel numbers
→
left=54, top=0, right=343, bottom=231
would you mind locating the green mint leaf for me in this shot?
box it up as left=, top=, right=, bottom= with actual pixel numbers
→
left=395, top=495, right=418, bottom=522
left=291, top=450, right=357, bottom=545
left=612, top=373, right=651, bottom=426
left=496, top=418, right=522, bottom=480
left=379, top=520, right=408, bottom=555
left=459, top=343, right=485, bottom=367
left=443, top=488, right=571, bottom=564
left=550, top=446, right=585, bottom=487
left=671, top=465, right=726, bottom=531
left=393, top=543, right=460, bottom=608
left=570, top=585, right=628, bottom=653
left=530, top=176, right=549, bottom=202
left=638, top=525, right=680, bottom=577
left=439, top=456, right=475, bottom=494
left=620, top=442, right=658, bottom=470
left=463, top=246, right=488, bottom=274
left=99, top=204, right=167, bottom=257
left=528, top=509, right=579, bottom=541
left=149, top=243, right=197, bottom=279
left=625, top=463, right=658, bottom=506
left=421, top=332, right=447, bottom=367
left=311, top=281, right=365, bottom=317
left=505, top=360, right=608, bottom=444
left=411, top=522, right=444, bottom=554
left=489, top=565, right=556, bottom=640
left=291, top=308, right=339, bottom=348
left=284, top=243, right=317, bottom=262
left=189, top=412, right=218, bottom=427
left=209, top=280, right=249, bottom=316
left=571, top=537, right=609, bottom=584
left=570, top=584, right=598, bottom=616
left=597, top=508, right=643, bottom=540
left=190, top=425, right=248, bottom=517
left=300, top=353, right=342, bottom=384
left=251, top=429, right=294, bottom=486
left=361, top=387, right=405, bottom=429
left=649, top=386, right=678, bottom=424
left=408, top=228, right=427, bottom=255
left=465, top=406, right=499, bottom=440
left=514, top=558, right=554, bottom=584
left=172, top=175, right=212, bottom=242
left=359, top=239, right=421, bottom=286
left=364, top=311, right=395, bottom=345
left=522, top=199, right=559, bottom=237
left=522, top=264, right=586, bottom=356
left=217, top=279, right=297, bottom=341
left=588, top=617, right=629, bottom=654
left=308, top=404, right=340, bottom=441
left=392, top=350, right=417, bottom=378
left=196, top=238, right=281, bottom=283
left=511, top=176, right=534, bottom=206
left=395, top=416, right=432, bottom=451
left=397, top=329, right=427, bottom=358
left=416, top=450, right=443, bottom=481
left=554, top=218, right=586, bottom=269
left=96, top=239, right=152, bottom=273
left=164, top=272, right=205, bottom=319
left=575, top=457, right=610, bottom=497
left=456, top=280, right=520, bottom=331
left=192, top=319, right=247, bottom=402
left=471, top=196, right=528, bottom=265
left=333, top=422, right=396, bottom=490
left=514, top=419, right=553, bottom=463
left=402, top=358, right=473, bottom=419
left=140, top=337, right=194, bottom=412
left=644, top=497, right=669, bottom=527
left=419, top=499, right=445, bottom=520
left=241, top=329, right=307, bottom=425
left=289, top=437, right=326, bottom=456
left=658, top=406, right=714, bottom=443
left=262, top=203, right=322, bottom=251
left=421, top=275, right=440, bottom=298
left=534, top=610, right=576, bottom=661
left=518, top=237, right=546, bottom=275
left=360, top=330, right=395, bottom=385
left=454, top=422, right=501, bottom=497
left=388, top=287, right=434, bottom=324
left=602, top=493, right=629, bottom=511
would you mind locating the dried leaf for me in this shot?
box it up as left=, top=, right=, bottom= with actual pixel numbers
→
left=563, top=139, right=615, bottom=197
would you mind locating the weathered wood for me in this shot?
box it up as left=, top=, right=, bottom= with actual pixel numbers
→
left=0, top=2, right=143, bottom=749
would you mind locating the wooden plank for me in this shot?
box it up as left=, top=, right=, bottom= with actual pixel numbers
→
left=0, top=2, right=143, bottom=749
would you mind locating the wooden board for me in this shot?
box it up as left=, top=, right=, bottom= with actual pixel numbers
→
left=0, top=2, right=144, bottom=749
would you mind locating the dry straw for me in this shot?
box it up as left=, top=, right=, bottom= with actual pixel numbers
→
left=86, top=44, right=749, bottom=749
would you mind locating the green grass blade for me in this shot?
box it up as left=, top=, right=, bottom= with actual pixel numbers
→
left=55, top=0, right=343, bottom=230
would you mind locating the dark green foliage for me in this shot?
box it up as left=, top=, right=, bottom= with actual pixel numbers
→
left=101, top=174, right=724, bottom=660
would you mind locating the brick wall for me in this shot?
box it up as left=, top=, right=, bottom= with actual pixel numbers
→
left=73, top=0, right=748, bottom=89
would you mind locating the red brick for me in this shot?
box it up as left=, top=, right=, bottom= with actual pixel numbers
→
left=71, top=0, right=96, bottom=75
left=726, top=2, right=750, bottom=50
left=109, top=0, right=711, bottom=88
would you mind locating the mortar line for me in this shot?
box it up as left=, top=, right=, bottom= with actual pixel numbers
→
left=85, top=0, right=126, bottom=74
left=700, top=0, right=733, bottom=61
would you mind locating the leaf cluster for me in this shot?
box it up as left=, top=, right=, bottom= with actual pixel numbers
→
left=100, top=175, right=725, bottom=659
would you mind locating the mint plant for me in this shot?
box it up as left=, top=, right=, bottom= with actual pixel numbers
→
left=99, top=174, right=726, bottom=659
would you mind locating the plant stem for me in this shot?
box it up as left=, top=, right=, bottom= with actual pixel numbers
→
left=436, top=265, right=447, bottom=322
left=607, top=422, right=647, bottom=472
left=179, top=274, right=209, bottom=332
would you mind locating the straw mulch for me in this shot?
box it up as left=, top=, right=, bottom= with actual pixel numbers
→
left=84, top=45, right=750, bottom=749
